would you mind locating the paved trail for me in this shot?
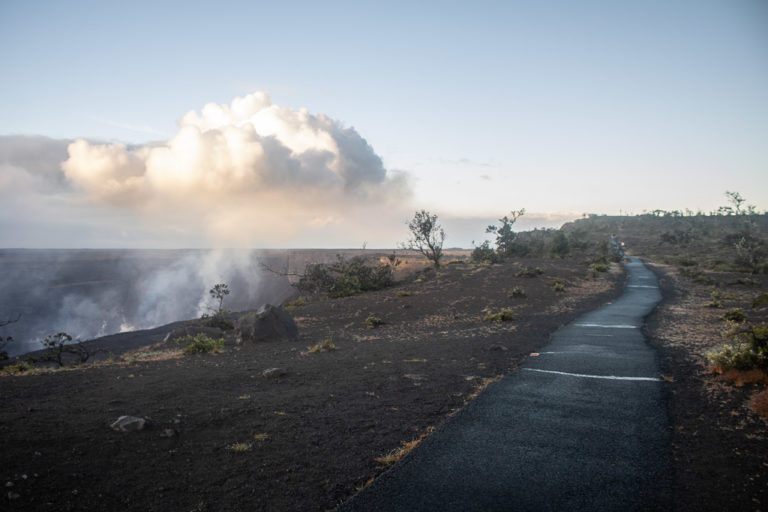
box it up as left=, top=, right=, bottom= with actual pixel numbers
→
left=339, top=258, right=672, bottom=511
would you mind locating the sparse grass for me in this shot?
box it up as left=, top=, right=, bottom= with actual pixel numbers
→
left=508, top=286, right=526, bottom=298
left=735, top=277, right=759, bottom=287
left=227, top=442, right=252, bottom=453
left=516, top=266, right=544, bottom=278
left=174, top=333, right=225, bottom=356
left=707, top=288, right=728, bottom=308
left=484, top=308, right=516, bottom=322
left=365, top=313, right=383, bottom=329
left=252, top=433, right=269, bottom=441
left=550, top=278, right=566, bottom=292
left=374, top=428, right=435, bottom=467
left=283, top=296, right=307, bottom=312
left=395, top=290, right=412, bottom=297
left=723, top=308, right=747, bottom=323
left=304, top=338, right=336, bottom=354
left=749, top=388, right=768, bottom=416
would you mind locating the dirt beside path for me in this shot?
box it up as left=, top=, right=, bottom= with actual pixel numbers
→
left=644, top=263, right=768, bottom=511
left=1, top=258, right=622, bottom=512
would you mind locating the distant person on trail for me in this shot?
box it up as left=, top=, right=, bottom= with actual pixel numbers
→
left=609, top=234, right=625, bottom=259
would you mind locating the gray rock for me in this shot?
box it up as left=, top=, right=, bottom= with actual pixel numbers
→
left=262, top=367, right=287, bottom=378
left=110, top=415, right=150, bottom=432
left=160, top=428, right=177, bottom=438
left=236, top=304, right=298, bottom=343
left=488, top=344, right=508, bottom=351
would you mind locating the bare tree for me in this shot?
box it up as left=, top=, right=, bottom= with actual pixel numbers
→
left=404, top=210, right=446, bottom=269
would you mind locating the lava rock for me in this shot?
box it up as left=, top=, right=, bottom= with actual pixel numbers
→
left=110, top=415, right=151, bottom=432
left=262, top=367, right=287, bottom=378
left=236, top=305, right=298, bottom=343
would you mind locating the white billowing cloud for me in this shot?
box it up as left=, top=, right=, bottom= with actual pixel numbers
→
left=57, top=92, right=409, bottom=246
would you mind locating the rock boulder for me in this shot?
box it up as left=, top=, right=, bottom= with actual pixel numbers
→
left=235, top=304, right=298, bottom=343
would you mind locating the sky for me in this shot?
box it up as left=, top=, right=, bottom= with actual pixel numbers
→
left=0, top=0, right=766, bottom=248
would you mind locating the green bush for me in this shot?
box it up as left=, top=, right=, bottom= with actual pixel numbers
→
left=723, top=308, right=747, bottom=323
left=484, top=308, right=516, bottom=322
left=1, top=361, right=31, bottom=374
left=298, top=254, right=394, bottom=298
left=549, top=232, right=570, bottom=258
left=753, top=293, right=768, bottom=309
left=175, top=334, right=225, bottom=356
left=550, top=278, right=566, bottom=292
left=396, top=290, right=412, bottom=297
left=508, top=286, right=526, bottom=298
left=201, top=310, right=234, bottom=331
left=365, top=314, right=383, bottom=329
left=471, top=240, right=499, bottom=264
left=710, top=323, right=768, bottom=370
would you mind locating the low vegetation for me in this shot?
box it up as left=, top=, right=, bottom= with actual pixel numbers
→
left=484, top=308, right=516, bottom=322
left=174, top=333, right=225, bottom=356
left=365, top=314, right=383, bottom=329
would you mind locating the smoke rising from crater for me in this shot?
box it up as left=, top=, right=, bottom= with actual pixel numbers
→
left=57, top=92, right=409, bottom=246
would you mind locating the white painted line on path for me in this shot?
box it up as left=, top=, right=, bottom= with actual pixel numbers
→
left=574, top=323, right=637, bottom=329
left=584, top=334, right=613, bottom=337
left=628, top=285, right=656, bottom=288
left=522, top=368, right=662, bottom=382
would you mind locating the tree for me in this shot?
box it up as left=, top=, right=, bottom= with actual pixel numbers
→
left=404, top=210, right=445, bottom=269
left=209, top=283, right=230, bottom=313
left=486, top=209, right=525, bottom=256
left=0, top=314, right=20, bottom=361
left=549, top=231, right=570, bottom=258
left=40, top=332, right=91, bottom=367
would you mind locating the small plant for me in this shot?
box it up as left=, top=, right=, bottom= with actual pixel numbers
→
left=1, top=361, right=32, bottom=374
left=508, top=286, right=526, bottom=298
left=708, top=323, right=768, bottom=371
left=753, top=294, right=768, bottom=309
left=365, top=314, right=383, bottom=329
left=253, top=433, right=269, bottom=441
left=484, top=308, right=516, bottom=322
left=693, top=273, right=716, bottom=285
left=550, top=278, right=566, bottom=292
left=396, top=290, right=412, bottom=297
left=723, top=308, right=747, bottom=323
left=174, top=333, right=225, bottom=356
left=735, top=277, right=758, bottom=286
left=306, top=338, right=336, bottom=354
left=707, top=289, right=726, bottom=308
left=283, top=296, right=306, bottom=312
left=516, top=266, right=544, bottom=278
left=227, top=442, right=252, bottom=453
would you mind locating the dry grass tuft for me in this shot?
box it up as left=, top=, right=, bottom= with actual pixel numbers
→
left=715, top=368, right=768, bottom=387
left=227, top=442, right=252, bottom=452
left=748, top=388, right=768, bottom=416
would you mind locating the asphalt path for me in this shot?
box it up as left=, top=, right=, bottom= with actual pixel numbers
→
left=338, top=258, right=672, bottom=511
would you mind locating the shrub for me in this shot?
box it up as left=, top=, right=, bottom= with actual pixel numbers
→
left=550, top=278, right=566, bottom=292
left=484, top=308, right=516, bottom=322
left=404, top=210, right=445, bottom=268
left=707, top=289, right=726, bottom=308
left=707, top=343, right=762, bottom=371
left=306, top=338, right=336, bottom=354
left=200, top=310, right=235, bottom=331
left=365, top=314, right=383, bottom=329
left=396, top=290, right=412, bottom=297
left=471, top=240, right=499, bottom=264
left=1, top=361, right=31, bottom=374
left=753, top=293, right=768, bottom=309
left=723, top=308, right=747, bottom=323
left=40, top=332, right=91, bottom=367
left=175, top=334, right=225, bottom=356
left=735, top=277, right=759, bottom=287
left=486, top=209, right=525, bottom=257
left=516, top=266, right=544, bottom=278
left=549, top=232, right=570, bottom=258
left=508, top=286, right=526, bottom=298
left=298, top=254, right=394, bottom=298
